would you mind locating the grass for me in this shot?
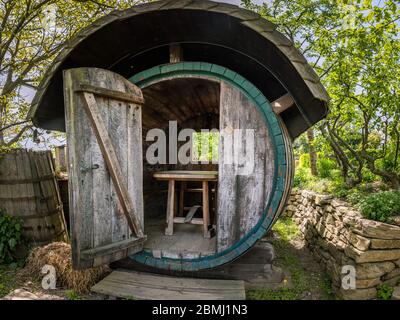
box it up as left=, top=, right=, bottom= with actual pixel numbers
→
left=65, top=289, right=83, bottom=300
left=0, top=264, right=34, bottom=298
left=247, top=218, right=334, bottom=300
left=271, top=217, right=299, bottom=242
left=0, top=265, right=14, bottom=297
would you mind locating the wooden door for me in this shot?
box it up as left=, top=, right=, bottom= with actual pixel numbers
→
left=217, top=81, right=275, bottom=252
left=64, top=67, right=145, bottom=269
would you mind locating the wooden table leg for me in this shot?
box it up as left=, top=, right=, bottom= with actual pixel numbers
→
left=213, top=181, right=218, bottom=224
left=179, top=181, right=186, bottom=216
left=202, top=180, right=211, bottom=238
left=165, top=179, right=175, bottom=236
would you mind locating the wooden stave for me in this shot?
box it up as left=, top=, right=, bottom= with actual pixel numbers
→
left=0, top=149, right=68, bottom=244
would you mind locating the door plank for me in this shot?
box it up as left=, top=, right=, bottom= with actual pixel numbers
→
left=64, top=67, right=145, bottom=269
left=91, top=270, right=246, bottom=300
left=75, top=84, right=144, bottom=105
left=81, top=237, right=146, bottom=260
left=217, top=82, right=274, bottom=252
left=80, top=92, right=144, bottom=238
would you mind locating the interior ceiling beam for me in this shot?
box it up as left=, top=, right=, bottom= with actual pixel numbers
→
left=169, top=44, right=183, bottom=63
left=271, top=93, right=295, bottom=115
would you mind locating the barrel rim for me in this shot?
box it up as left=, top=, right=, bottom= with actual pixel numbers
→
left=128, top=62, right=290, bottom=271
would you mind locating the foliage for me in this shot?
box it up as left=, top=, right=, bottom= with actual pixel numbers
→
left=377, top=284, right=394, bottom=300
left=293, top=165, right=346, bottom=195
left=247, top=218, right=333, bottom=300
left=0, top=211, right=23, bottom=264
left=272, top=218, right=299, bottom=242
left=65, top=289, right=83, bottom=300
left=293, top=167, right=314, bottom=189
left=243, top=0, right=400, bottom=187
left=358, top=190, right=400, bottom=222
left=192, top=131, right=219, bottom=163
left=345, top=188, right=367, bottom=205
left=317, top=157, right=338, bottom=179
left=298, top=154, right=310, bottom=169
left=0, top=265, right=17, bottom=297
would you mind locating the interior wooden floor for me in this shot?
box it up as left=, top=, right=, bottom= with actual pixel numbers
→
left=143, top=215, right=217, bottom=259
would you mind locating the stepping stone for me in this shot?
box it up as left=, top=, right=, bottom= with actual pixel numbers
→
left=392, top=286, right=400, bottom=300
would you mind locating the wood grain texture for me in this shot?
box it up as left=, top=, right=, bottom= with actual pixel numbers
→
left=217, top=81, right=275, bottom=252
left=271, top=93, right=295, bottom=114
left=141, top=78, right=220, bottom=131
left=91, top=270, right=245, bottom=300
left=165, top=179, right=175, bottom=236
left=0, top=150, right=68, bottom=245
left=81, top=92, right=143, bottom=238
left=153, top=171, right=218, bottom=181
left=64, top=67, right=144, bottom=269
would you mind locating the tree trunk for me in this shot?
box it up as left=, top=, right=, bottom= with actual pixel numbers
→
left=307, top=129, right=318, bottom=176
left=320, top=124, right=350, bottom=181
left=0, top=102, right=5, bottom=145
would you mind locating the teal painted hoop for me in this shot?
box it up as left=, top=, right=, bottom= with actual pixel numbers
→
left=128, top=62, right=287, bottom=271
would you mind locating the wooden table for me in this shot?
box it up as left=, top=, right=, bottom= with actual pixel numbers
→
left=153, top=171, right=218, bottom=238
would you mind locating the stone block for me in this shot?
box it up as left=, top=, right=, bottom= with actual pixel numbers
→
left=370, top=239, right=400, bottom=249
left=392, top=286, right=400, bottom=300
left=349, top=233, right=371, bottom=251
left=339, top=287, right=377, bottom=300
left=382, top=275, right=400, bottom=287
left=356, top=278, right=382, bottom=289
left=286, top=204, right=296, bottom=212
left=356, top=261, right=396, bottom=280
left=315, top=194, right=332, bottom=205
left=331, top=199, right=347, bottom=208
left=353, top=219, right=400, bottom=240
left=382, top=268, right=400, bottom=281
left=345, top=246, right=400, bottom=263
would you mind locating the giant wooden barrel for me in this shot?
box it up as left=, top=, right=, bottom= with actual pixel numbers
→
left=0, top=149, right=68, bottom=245
left=28, top=0, right=328, bottom=271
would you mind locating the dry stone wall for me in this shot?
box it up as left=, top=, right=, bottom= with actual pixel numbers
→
left=285, top=189, right=400, bottom=300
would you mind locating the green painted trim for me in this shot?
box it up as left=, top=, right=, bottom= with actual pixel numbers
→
left=128, top=62, right=287, bottom=271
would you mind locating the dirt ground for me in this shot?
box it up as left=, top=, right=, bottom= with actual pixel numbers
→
left=0, top=265, right=108, bottom=300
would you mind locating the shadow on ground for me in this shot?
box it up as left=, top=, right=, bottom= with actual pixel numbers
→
left=247, top=218, right=334, bottom=300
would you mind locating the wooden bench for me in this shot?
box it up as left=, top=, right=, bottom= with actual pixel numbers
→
left=153, top=171, right=218, bottom=238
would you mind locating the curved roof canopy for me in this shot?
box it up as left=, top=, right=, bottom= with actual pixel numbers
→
left=28, top=0, right=329, bottom=139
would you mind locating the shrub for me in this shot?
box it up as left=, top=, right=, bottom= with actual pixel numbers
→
left=308, top=178, right=334, bottom=193
left=377, top=284, right=394, bottom=300
left=361, top=169, right=378, bottom=183
left=346, top=189, right=367, bottom=205
left=329, top=169, right=343, bottom=181
left=358, top=190, right=400, bottom=223
left=298, top=154, right=310, bottom=169
left=0, top=211, right=23, bottom=264
left=317, top=157, right=337, bottom=179
left=293, top=167, right=313, bottom=188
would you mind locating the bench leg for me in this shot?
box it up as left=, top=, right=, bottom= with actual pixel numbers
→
left=165, top=179, right=175, bottom=236
left=202, top=181, right=211, bottom=238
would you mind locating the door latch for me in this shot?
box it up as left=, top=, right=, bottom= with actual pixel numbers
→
left=80, top=161, right=100, bottom=173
